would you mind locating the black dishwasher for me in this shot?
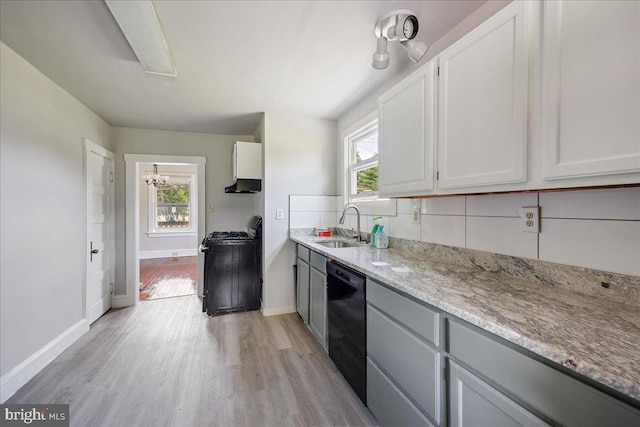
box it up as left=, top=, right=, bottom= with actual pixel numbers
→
left=327, top=260, right=367, bottom=404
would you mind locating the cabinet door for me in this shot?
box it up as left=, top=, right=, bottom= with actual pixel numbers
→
left=437, top=1, right=528, bottom=189
left=378, top=61, right=436, bottom=197
left=449, top=361, right=548, bottom=427
left=542, top=1, right=640, bottom=180
left=296, top=260, right=310, bottom=324
left=309, top=267, right=327, bottom=348
left=234, top=141, right=262, bottom=180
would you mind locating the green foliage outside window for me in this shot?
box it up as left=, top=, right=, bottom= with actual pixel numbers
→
left=156, top=183, right=190, bottom=228
left=356, top=166, right=378, bottom=194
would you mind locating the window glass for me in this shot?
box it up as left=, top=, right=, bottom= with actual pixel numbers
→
left=356, top=166, right=378, bottom=197
left=355, top=134, right=378, bottom=162
left=155, top=183, right=190, bottom=229
left=348, top=121, right=379, bottom=201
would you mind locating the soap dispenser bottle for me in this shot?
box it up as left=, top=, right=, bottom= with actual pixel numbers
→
left=375, top=225, right=389, bottom=249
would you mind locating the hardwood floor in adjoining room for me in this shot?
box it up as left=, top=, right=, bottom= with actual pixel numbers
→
left=7, top=295, right=376, bottom=427
left=139, top=256, right=197, bottom=301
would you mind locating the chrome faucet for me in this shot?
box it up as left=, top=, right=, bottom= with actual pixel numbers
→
left=339, top=204, right=362, bottom=242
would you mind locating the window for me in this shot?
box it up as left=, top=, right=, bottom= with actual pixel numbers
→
left=348, top=120, right=379, bottom=202
left=148, top=175, right=196, bottom=233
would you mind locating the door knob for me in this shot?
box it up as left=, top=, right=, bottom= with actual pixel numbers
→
left=90, top=242, right=99, bottom=261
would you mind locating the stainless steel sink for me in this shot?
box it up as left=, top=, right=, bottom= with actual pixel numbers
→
left=316, top=240, right=361, bottom=248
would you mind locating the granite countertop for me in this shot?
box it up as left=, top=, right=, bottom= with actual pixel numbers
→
left=291, top=234, right=640, bottom=402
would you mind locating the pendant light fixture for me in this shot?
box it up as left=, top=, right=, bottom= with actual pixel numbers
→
left=144, top=164, right=169, bottom=186
left=372, top=9, right=428, bottom=69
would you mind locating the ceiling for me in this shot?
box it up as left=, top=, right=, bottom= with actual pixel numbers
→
left=0, top=1, right=485, bottom=135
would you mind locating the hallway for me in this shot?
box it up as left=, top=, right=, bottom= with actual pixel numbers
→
left=7, top=296, right=374, bottom=426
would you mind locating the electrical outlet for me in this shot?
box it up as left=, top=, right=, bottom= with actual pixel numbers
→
left=276, top=208, right=284, bottom=220
left=521, top=206, right=539, bottom=233
left=412, top=207, right=420, bottom=225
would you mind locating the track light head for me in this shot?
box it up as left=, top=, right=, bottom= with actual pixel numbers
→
left=400, top=39, right=428, bottom=63
left=372, top=37, right=390, bottom=69
left=372, top=9, right=428, bottom=69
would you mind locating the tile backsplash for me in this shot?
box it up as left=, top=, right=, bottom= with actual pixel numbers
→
left=290, top=187, right=640, bottom=278
left=289, top=195, right=340, bottom=228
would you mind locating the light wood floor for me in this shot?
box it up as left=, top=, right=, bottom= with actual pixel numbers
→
left=7, top=295, right=376, bottom=427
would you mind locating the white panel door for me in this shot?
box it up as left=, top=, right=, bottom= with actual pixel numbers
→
left=85, top=139, right=115, bottom=324
left=542, top=1, right=640, bottom=179
left=437, top=0, right=529, bottom=189
left=378, top=61, right=436, bottom=197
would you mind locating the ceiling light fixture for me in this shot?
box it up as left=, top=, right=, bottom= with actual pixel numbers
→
left=105, top=0, right=177, bottom=77
left=372, top=37, right=390, bottom=70
left=144, top=164, right=169, bottom=187
left=372, top=9, right=429, bottom=70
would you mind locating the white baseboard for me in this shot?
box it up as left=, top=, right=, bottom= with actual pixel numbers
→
left=139, top=249, right=197, bottom=259
left=0, top=319, right=89, bottom=403
left=261, top=305, right=297, bottom=316
left=111, top=294, right=134, bottom=308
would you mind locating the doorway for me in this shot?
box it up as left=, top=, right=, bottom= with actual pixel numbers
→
left=138, top=162, right=198, bottom=301
left=122, top=154, right=206, bottom=308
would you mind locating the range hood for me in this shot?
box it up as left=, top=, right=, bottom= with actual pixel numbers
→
left=225, top=179, right=261, bottom=193
left=226, top=141, right=262, bottom=194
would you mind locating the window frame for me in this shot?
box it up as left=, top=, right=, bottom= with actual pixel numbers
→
left=147, top=173, right=197, bottom=235
left=349, top=121, right=380, bottom=202
left=341, top=112, right=396, bottom=216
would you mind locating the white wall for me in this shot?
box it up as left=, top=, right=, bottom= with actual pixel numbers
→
left=113, top=128, right=258, bottom=295
left=0, top=43, right=113, bottom=395
left=139, top=163, right=198, bottom=258
left=262, top=112, right=337, bottom=315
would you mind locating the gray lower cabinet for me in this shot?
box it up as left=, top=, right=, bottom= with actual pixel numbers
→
left=296, top=259, right=309, bottom=324
left=296, top=245, right=311, bottom=324
left=449, top=360, right=549, bottom=427
left=309, top=252, right=327, bottom=349
left=367, top=358, right=435, bottom=427
left=366, top=279, right=446, bottom=426
left=448, top=319, right=640, bottom=426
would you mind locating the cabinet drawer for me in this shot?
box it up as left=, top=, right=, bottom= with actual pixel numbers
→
left=368, top=305, right=442, bottom=424
left=367, top=358, right=434, bottom=427
left=449, top=361, right=548, bottom=427
left=449, top=320, right=640, bottom=426
left=310, top=250, right=326, bottom=274
left=297, top=245, right=310, bottom=263
left=367, top=279, right=442, bottom=347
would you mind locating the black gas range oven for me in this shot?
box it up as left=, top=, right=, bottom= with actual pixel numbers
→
left=200, top=216, right=262, bottom=316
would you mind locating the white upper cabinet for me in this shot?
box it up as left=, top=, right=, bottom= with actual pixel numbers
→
left=378, top=61, right=436, bottom=197
left=233, top=141, right=262, bottom=180
left=437, top=0, right=529, bottom=190
left=541, top=1, right=640, bottom=180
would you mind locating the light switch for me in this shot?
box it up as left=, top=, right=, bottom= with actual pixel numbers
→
left=276, top=208, right=284, bottom=220
left=208, top=203, right=214, bottom=212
